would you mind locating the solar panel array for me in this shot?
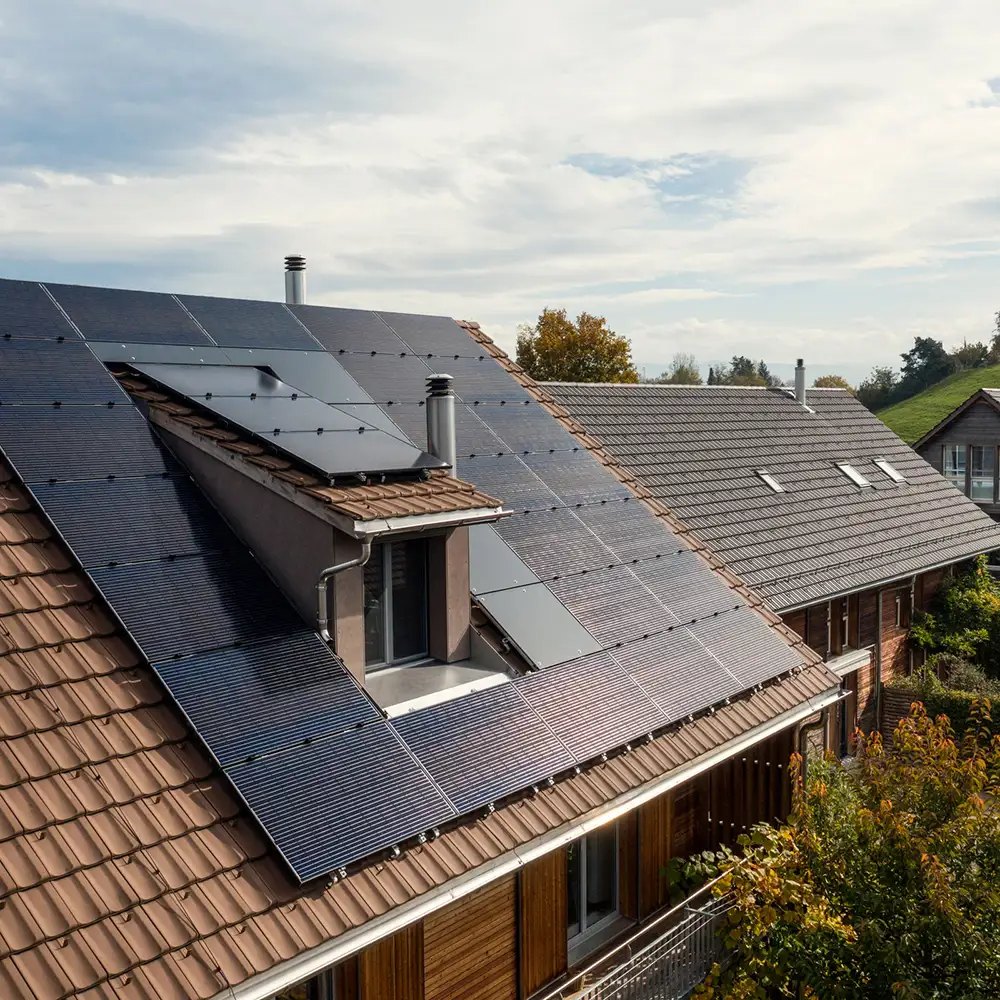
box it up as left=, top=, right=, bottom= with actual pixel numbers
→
left=0, top=277, right=809, bottom=882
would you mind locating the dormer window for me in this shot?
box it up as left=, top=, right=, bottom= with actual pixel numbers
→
left=363, top=539, right=429, bottom=669
left=836, top=463, right=872, bottom=488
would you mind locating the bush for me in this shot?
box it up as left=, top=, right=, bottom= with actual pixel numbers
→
left=891, top=669, right=1000, bottom=739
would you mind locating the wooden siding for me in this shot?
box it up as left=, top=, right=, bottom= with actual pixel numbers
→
left=638, top=791, right=672, bottom=919
left=518, top=850, right=567, bottom=998
left=806, top=603, right=829, bottom=656
left=359, top=925, right=423, bottom=1000
left=618, top=810, right=638, bottom=921
left=880, top=586, right=910, bottom=687
left=917, top=568, right=945, bottom=611
left=424, top=877, right=517, bottom=1000
left=859, top=590, right=879, bottom=647
left=781, top=609, right=806, bottom=639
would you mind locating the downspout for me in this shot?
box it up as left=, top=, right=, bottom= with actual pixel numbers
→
left=317, top=539, right=372, bottom=645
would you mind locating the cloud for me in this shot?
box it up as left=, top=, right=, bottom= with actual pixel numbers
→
left=0, top=0, right=998, bottom=372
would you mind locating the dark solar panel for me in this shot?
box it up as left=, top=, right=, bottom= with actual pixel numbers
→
left=31, top=476, right=223, bottom=568
left=227, top=721, right=456, bottom=881
left=44, top=282, right=211, bottom=346
left=0, top=278, right=80, bottom=339
left=292, top=304, right=406, bottom=354
left=132, top=362, right=446, bottom=478
left=90, top=551, right=307, bottom=664
left=0, top=339, right=128, bottom=405
left=375, top=311, right=473, bottom=356
left=454, top=406, right=505, bottom=457
left=0, top=406, right=174, bottom=483
left=515, top=651, right=668, bottom=760
left=178, top=295, right=320, bottom=351
left=333, top=352, right=435, bottom=405
left=392, top=683, right=576, bottom=812
left=523, top=450, right=633, bottom=506
left=469, top=524, right=540, bottom=596
left=442, top=357, right=533, bottom=404
left=458, top=455, right=558, bottom=511
left=88, top=341, right=229, bottom=366
left=156, top=633, right=380, bottom=767
left=631, top=552, right=743, bottom=621
left=477, top=583, right=601, bottom=668
left=495, top=507, right=612, bottom=579
left=476, top=403, right=579, bottom=453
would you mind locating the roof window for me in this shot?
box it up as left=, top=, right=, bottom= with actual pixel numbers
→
left=836, top=463, right=872, bottom=488
left=873, top=458, right=906, bottom=484
left=756, top=470, right=786, bottom=493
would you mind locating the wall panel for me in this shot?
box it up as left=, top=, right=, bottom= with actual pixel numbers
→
left=519, top=851, right=567, bottom=998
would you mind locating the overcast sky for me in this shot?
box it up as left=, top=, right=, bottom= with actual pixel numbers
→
left=1, top=0, right=998, bottom=376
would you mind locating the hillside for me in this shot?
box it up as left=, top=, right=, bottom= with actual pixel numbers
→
left=878, top=364, right=1000, bottom=443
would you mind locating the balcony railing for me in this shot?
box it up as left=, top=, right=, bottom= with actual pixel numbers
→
left=538, top=878, right=732, bottom=1000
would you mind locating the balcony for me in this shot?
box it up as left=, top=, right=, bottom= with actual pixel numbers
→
left=538, top=880, right=732, bottom=1000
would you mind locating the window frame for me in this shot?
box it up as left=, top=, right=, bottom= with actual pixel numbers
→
left=942, top=443, right=968, bottom=493
left=873, top=457, right=906, bottom=484
left=836, top=462, right=872, bottom=488
left=756, top=469, right=786, bottom=494
left=363, top=538, right=430, bottom=671
left=567, top=826, right=620, bottom=952
left=969, top=444, right=996, bottom=503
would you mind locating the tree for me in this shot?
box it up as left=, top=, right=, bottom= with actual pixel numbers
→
left=695, top=704, right=1000, bottom=1000
left=515, top=308, right=639, bottom=383
left=813, top=374, right=855, bottom=394
left=950, top=341, right=990, bottom=371
left=648, top=352, right=703, bottom=385
left=896, top=336, right=954, bottom=399
left=856, top=365, right=899, bottom=411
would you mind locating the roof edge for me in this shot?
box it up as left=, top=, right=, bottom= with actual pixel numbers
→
left=912, top=387, right=1000, bottom=449
left=220, top=680, right=843, bottom=1000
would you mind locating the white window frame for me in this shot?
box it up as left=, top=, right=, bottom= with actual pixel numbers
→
left=364, top=539, right=429, bottom=670
left=756, top=469, right=786, bottom=493
left=567, top=827, right=620, bottom=951
left=836, top=462, right=872, bottom=488
left=873, top=458, right=905, bottom=484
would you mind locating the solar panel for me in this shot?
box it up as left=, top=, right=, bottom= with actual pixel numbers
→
left=375, top=311, right=472, bottom=356
left=495, top=507, right=611, bottom=579
left=631, top=552, right=743, bottom=621
left=468, top=524, right=540, bottom=595
left=459, top=455, right=558, bottom=511
left=292, top=304, right=407, bottom=354
left=392, top=683, right=575, bottom=812
left=87, top=341, right=229, bottom=366
left=523, top=450, right=633, bottom=506
left=155, top=633, right=380, bottom=767
left=44, top=282, right=212, bottom=346
left=0, top=339, right=128, bottom=405
left=89, top=552, right=307, bottom=664
left=131, top=363, right=446, bottom=479
left=440, top=357, right=533, bottom=404
left=0, top=278, right=80, bottom=339
left=227, top=721, right=456, bottom=881
left=30, top=477, right=224, bottom=568
left=178, top=294, right=320, bottom=351
left=515, top=651, right=668, bottom=761
left=477, top=583, right=601, bottom=668
left=0, top=406, right=174, bottom=483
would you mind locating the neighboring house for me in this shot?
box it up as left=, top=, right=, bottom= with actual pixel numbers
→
left=544, top=368, right=1000, bottom=755
left=0, top=271, right=840, bottom=1000
left=913, top=387, right=1000, bottom=522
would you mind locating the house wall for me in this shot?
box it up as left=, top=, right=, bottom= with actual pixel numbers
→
left=917, top=399, right=1000, bottom=521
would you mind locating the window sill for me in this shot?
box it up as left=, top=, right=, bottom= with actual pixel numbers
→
left=567, top=914, right=635, bottom=968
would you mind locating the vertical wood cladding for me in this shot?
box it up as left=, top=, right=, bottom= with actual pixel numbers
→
left=618, top=810, right=638, bottom=921
left=859, top=590, right=879, bottom=647
left=847, top=593, right=860, bottom=648
left=805, top=603, right=829, bottom=656
left=781, top=609, right=806, bottom=639
left=518, top=850, right=567, bottom=998
left=918, top=569, right=945, bottom=611
left=638, top=790, right=672, bottom=919
left=880, top=586, right=910, bottom=687
left=336, top=957, right=360, bottom=1000
left=424, top=877, right=517, bottom=1000
left=360, top=925, right=423, bottom=1000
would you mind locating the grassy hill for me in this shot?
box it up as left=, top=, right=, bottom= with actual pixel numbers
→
left=878, top=364, right=1000, bottom=443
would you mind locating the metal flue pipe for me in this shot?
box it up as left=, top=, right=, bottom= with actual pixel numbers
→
left=284, top=255, right=306, bottom=305
left=426, top=374, right=457, bottom=477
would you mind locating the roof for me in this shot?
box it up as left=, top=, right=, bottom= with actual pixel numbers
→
left=0, top=452, right=835, bottom=1000
left=912, top=386, right=1000, bottom=449
left=115, top=370, right=503, bottom=526
left=540, top=381, right=1000, bottom=611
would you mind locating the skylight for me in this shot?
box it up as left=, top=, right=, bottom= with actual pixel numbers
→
left=873, top=458, right=906, bottom=484
left=756, top=470, right=786, bottom=493
left=836, top=463, right=872, bottom=488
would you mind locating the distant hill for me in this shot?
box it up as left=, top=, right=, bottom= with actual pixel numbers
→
left=878, top=364, right=1000, bottom=443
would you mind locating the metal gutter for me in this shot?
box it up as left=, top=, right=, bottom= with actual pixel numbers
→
left=353, top=505, right=508, bottom=539
left=216, top=684, right=843, bottom=1000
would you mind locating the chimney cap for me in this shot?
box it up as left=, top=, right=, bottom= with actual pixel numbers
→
left=426, top=373, right=454, bottom=396
left=796, top=358, right=804, bottom=367
left=284, top=255, right=306, bottom=272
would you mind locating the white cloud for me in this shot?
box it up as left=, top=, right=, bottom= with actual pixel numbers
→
left=1, top=0, right=998, bottom=373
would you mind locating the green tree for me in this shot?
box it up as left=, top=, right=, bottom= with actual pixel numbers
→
left=950, top=341, right=990, bottom=370
left=695, top=704, right=1000, bottom=1000
left=813, top=374, right=855, bottom=394
left=896, top=336, right=954, bottom=400
left=857, top=365, right=899, bottom=411
left=515, top=309, right=639, bottom=383
left=648, top=352, right=703, bottom=385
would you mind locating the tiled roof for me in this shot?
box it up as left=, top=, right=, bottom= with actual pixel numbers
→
left=538, top=381, right=1000, bottom=611
left=115, top=372, right=503, bottom=524
left=0, top=453, right=835, bottom=999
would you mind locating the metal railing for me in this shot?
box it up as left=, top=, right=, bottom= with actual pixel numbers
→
left=537, top=877, right=732, bottom=1000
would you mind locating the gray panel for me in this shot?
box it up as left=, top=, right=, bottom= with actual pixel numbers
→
left=87, top=341, right=229, bottom=366
left=0, top=338, right=129, bottom=405
left=178, top=294, right=319, bottom=350
left=0, top=278, right=80, bottom=339
left=469, top=524, right=540, bottom=595
left=477, top=583, right=601, bottom=668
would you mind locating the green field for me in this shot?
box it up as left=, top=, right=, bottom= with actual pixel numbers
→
left=878, top=364, right=1000, bottom=443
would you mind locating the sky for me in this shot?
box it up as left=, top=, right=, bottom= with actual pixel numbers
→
left=1, top=0, right=998, bottom=380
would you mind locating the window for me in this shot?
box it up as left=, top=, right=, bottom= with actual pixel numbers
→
left=840, top=600, right=849, bottom=650
left=970, top=445, right=996, bottom=502
left=836, top=463, right=872, bottom=488
left=873, top=458, right=905, bottom=484
left=756, top=470, right=786, bottom=493
left=943, top=444, right=966, bottom=492
left=567, top=825, right=618, bottom=948
left=363, top=539, right=428, bottom=668
left=273, top=970, right=335, bottom=999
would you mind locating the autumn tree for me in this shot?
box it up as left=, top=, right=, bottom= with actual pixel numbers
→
left=515, top=309, right=639, bottom=383
left=813, top=374, right=855, bottom=394
left=695, top=704, right=1000, bottom=1000
left=648, top=352, right=703, bottom=385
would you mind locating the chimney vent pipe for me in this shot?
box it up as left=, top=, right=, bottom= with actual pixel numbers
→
left=284, top=255, right=306, bottom=305
left=426, top=374, right=457, bottom=477
left=794, top=358, right=806, bottom=406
